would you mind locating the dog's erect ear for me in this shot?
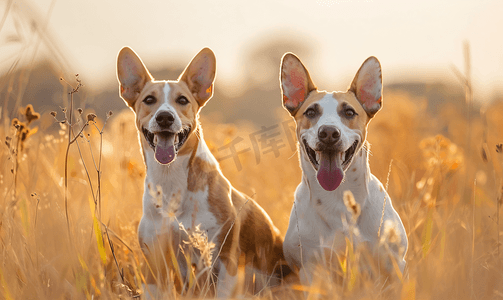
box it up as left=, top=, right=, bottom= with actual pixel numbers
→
left=280, top=53, right=317, bottom=116
left=117, top=47, right=153, bottom=108
left=349, top=56, right=382, bottom=117
left=179, top=48, right=216, bottom=107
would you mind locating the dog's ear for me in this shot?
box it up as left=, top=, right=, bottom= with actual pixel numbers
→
left=179, top=48, right=216, bottom=107
left=349, top=56, right=382, bottom=117
left=280, top=53, right=317, bottom=116
left=117, top=47, right=153, bottom=108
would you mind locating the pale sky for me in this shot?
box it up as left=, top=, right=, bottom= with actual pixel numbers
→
left=1, top=0, right=502, bottom=101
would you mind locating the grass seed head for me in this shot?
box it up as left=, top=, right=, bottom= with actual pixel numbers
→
left=343, top=190, right=361, bottom=222
left=165, top=190, right=182, bottom=219
left=87, top=113, right=97, bottom=123
left=180, top=223, right=215, bottom=269
left=380, top=219, right=401, bottom=246
left=22, top=104, right=40, bottom=125
left=420, top=134, right=463, bottom=171
left=147, top=184, right=163, bottom=208
left=481, top=147, right=488, bottom=162
left=20, top=128, right=29, bottom=142
left=12, top=118, right=23, bottom=130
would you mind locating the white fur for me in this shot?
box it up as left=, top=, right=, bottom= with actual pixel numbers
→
left=146, top=84, right=183, bottom=133
left=301, top=95, right=361, bottom=158
left=216, top=261, right=238, bottom=298
left=283, top=96, right=408, bottom=283
left=196, top=131, right=220, bottom=164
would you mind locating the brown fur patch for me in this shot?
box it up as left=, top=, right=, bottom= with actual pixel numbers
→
left=236, top=193, right=286, bottom=274
left=209, top=182, right=238, bottom=275
left=294, top=92, right=326, bottom=138
left=187, top=155, right=240, bottom=275
left=331, top=92, right=370, bottom=134
left=167, top=81, right=200, bottom=118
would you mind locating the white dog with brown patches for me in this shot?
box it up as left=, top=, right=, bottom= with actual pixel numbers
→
left=280, top=53, right=408, bottom=282
left=116, top=47, right=286, bottom=298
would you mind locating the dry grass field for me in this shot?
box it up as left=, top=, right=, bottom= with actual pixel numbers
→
left=1, top=0, right=502, bottom=298
left=1, top=69, right=503, bottom=300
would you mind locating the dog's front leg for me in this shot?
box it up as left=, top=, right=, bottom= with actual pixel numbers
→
left=140, top=243, right=167, bottom=300
left=298, top=265, right=314, bottom=286
left=216, top=261, right=238, bottom=298
left=138, top=215, right=174, bottom=299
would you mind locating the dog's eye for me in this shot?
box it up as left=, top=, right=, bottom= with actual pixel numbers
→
left=345, top=108, right=357, bottom=118
left=305, top=108, right=317, bottom=118
left=176, top=96, right=189, bottom=106
left=143, top=96, right=156, bottom=105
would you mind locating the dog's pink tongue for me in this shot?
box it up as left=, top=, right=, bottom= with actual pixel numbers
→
left=317, top=153, right=343, bottom=191
left=155, top=135, right=176, bottom=165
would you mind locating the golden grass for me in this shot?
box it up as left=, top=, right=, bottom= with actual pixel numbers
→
left=1, top=86, right=503, bottom=299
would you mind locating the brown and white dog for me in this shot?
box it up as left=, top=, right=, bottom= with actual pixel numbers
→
left=280, top=53, right=408, bottom=282
left=116, top=47, right=286, bottom=298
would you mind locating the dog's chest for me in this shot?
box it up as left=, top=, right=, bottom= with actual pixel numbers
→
left=293, top=154, right=373, bottom=242
left=175, top=186, right=220, bottom=234
left=140, top=184, right=222, bottom=274
left=143, top=181, right=220, bottom=236
left=141, top=155, right=223, bottom=247
left=299, top=188, right=350, bottom=233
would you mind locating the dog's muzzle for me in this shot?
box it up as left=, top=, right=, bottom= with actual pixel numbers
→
left=303, top=139, right=358, bottom=171
left=142, top=126, right=191, bottom=165
left=303, top=137, right=359, bottom=191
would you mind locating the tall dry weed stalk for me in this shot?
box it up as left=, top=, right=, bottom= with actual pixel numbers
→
left=4, top=105, right=40, bottom=204
left=55, top=75, right=84, bottom=240
left=378, top=159, right=393, bottom=238
left=51, top=75, right=138, bottom=297
left=451, top=41, right=473, bottom=201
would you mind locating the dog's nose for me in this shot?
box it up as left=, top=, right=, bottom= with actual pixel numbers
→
left=318, top=125, right=340, bottom=144
left=156, top=112, right=175, bottom=128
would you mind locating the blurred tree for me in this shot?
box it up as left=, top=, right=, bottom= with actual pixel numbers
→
left=203, top=35, right=314, bottom=126
left=244, top=36, right=312, bottom=90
